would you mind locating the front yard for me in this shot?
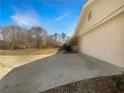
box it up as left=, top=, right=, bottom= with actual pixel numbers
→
left=0, top=48, right=58, bottom=79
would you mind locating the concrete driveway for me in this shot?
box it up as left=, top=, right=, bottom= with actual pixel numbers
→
left=0, top=52, right=123, bottom=93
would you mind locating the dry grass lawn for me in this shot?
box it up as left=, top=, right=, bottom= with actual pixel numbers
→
left=0, top=48, right=58, bottom=79
left=0, top=48, right=58, bottom=55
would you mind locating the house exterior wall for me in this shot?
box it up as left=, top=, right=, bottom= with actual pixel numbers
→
left=75, top=0, right=124, bottom=68
left=77, top=0, right=123, bottom=36
left=81, top=12, right=124, bottom=68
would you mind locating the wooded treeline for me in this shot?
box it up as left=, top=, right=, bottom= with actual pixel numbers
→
left=0, top=25, right=67, bottom=49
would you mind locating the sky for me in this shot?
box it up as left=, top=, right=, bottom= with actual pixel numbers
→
left=0, top=0, right=86, bottom=36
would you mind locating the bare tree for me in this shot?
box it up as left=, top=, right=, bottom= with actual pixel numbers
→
left=61, top=33, right=66, bottom=41
left=0, top=26, right=27, bottom=49
left=0, top=25, right=66, bottom=49
left=29, top=27, right=47, bottom=48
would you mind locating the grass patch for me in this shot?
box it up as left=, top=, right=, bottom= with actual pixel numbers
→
left=0, top=48, right=58, bottom=56
left=0, top=48, right=58, bottom=79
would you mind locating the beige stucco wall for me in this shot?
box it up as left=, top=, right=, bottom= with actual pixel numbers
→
left=76, top=0, right=123, bottom=36
left=80, top=12, right=124, bottom=68
left=75, top=0, right=124, bottom=68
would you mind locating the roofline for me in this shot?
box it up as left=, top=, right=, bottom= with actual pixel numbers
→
left=74, top=0, right=99, bottom=36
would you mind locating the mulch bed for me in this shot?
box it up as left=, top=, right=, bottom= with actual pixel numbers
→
left=41, top=74, right=124, bottom=93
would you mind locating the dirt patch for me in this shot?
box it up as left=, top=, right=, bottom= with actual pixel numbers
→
left=41, top=74, right=124, bottom=93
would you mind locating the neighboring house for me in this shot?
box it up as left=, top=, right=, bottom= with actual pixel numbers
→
left=73, top=0, right=124, bottom=68
left=0, top=33, right=10, bottom=49
left=0, top=40, right=10, bottom=49
left=0, top=34, right=3, bottom=40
